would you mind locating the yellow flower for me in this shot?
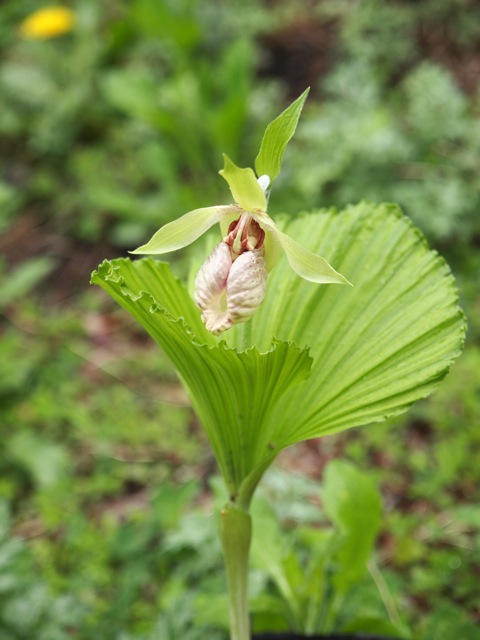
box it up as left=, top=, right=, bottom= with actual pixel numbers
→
left=19, top=6, right=75, bottom=40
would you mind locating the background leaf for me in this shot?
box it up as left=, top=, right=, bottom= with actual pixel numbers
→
left=0, top=256, right=56, bottom=309
left=323, top=460, right=382, bottom=591
left=422, top=603, right=480, bottom=639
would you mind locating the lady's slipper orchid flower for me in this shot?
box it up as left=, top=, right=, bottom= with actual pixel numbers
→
left=131, top=155, right=351, bottom=334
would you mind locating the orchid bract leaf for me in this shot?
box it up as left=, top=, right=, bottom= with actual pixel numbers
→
left=219, top=155, right=267, bottom=211
left=230, top=202, right=465, bottom=448
left=91, top=258, right=312, bottom=501
left=255, top=87, right=310, bottom=185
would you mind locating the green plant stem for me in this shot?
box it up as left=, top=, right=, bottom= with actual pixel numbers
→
left=220, top=502, right=252, bottom=640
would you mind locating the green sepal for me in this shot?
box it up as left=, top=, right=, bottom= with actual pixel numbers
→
left=255, top=87, right=310, bottom=185
left=219, top=154, right=267, bottom=212
left=130, top=205, right=239, bottom=255
left=256, top=212, right=351, bottom=284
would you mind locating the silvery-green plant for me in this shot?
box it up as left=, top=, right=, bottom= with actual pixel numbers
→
left=91, top=89, right=465, bottom=640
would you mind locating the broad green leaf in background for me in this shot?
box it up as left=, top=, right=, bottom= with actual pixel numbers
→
left=131, top=0, right=201, bottom=49
left=250, top=499, right=302, bottom=629
left=7, top=431, right=70, bottom=489
left=323, top=460, right=382, bottom=590
left=250, top=461, right=393, bottom=636
left=93, top=202, right=465, bottom=503
left=255, top=87, right=310, bottom=185
left=101, top=70, right=161, bottom=128
left=251, top=498, right=332, bottom=633
left=0, top=333, right=43, bottom=397
left=422, top=603, right=480, bottom=640
left=0, top=256, right=56, bottom=309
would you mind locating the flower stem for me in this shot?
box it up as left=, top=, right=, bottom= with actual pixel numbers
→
left=220, top=502, right=252, bottom=640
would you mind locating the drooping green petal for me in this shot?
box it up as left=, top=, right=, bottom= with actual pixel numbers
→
left=241, top=202, right=466, bottom=447
left=256, top=213, right=351, bottom=285
left=219, top=155, right=267, bottom=212
left=130, top=205, right=240, bottom=255
left=91, top=258, right=312, bottom=501
left=255, top=87, right=310, bottom=185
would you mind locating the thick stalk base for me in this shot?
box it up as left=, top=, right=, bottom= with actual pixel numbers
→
left=220, top=503, right=252, bottom=640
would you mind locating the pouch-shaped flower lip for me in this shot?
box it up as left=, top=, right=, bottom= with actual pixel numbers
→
left=130, top=155, right=352, bottom=287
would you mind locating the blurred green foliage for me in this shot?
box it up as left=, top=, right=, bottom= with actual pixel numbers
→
left=1, top=0, right=479, bottom=637
left=247, top=462, right=401, bottom=636
left=0, top=0, right=278, bottom=246
left=274, top=0, right=480, bottom=246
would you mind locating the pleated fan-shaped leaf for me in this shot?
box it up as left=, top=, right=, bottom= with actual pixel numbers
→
left=91, top=258, right=312, bottom=499
left=92, top=201, right=465, bottom=503
left=225, top=201, right=466, bottom=450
